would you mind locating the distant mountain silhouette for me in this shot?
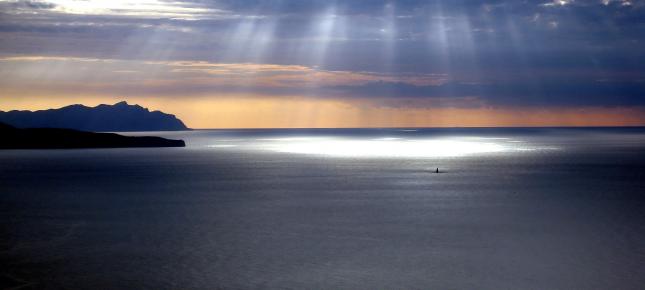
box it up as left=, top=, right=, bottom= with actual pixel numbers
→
left=0, top=101, right=189, bottom=132
left=0, top=122, right=185, bottom=149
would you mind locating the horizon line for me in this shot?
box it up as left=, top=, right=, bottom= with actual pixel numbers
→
left=187, top=125, right=645, bottom=130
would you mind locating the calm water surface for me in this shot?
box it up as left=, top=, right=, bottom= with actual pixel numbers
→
left=1, top=128, right=645, bottom=289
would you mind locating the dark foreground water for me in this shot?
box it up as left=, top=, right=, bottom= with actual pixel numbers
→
left=1, top=128, right=645, bottom=289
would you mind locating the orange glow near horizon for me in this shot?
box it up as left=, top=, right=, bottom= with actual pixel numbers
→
left=1, top=95, right=644, bottom=128
left=2, top=56, right=643, bottom=128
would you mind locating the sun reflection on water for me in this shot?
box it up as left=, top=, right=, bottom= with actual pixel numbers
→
left=263, top=137, right=508, bottom=158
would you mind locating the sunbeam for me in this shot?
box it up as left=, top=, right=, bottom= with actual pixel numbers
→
left=0, top=0, right=643, bottom=127
left=309, top=5, right=338, bottom=66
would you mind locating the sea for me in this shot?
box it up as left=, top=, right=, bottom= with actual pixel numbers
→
left=1, top=128, right=645, bottom=289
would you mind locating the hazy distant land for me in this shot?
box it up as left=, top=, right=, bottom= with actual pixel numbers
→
left=0, top=101, right=189, bottom=132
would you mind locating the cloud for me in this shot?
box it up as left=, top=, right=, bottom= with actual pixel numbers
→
left=8, top=0, right=56, bottom=9
left=0, top=0, right=228, bottom=19
left=0, top=0, right=643, bottom=113
left=0, top=56, right=448, bottom=97
left=1, top=56, right=643, bottom=109
left=335, top=79, right=645, bottom=107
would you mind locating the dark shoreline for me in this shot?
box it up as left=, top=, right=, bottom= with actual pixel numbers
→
left=0, top=123, right=185, bottom=149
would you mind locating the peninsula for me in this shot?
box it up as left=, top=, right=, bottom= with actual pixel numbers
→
left=0, top=122, right=185, bottom=149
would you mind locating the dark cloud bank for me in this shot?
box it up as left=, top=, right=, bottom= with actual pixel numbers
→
left=0, top=0, right=643, bottom=108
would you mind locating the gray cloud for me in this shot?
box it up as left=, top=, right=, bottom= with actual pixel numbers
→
left=0, top=0, right=644, bottom=109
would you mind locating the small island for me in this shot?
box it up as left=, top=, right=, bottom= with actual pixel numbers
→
left=0, top=122, right=185, bottom=149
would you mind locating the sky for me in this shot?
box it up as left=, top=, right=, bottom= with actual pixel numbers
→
left=0, top=0, right=644, bottom=128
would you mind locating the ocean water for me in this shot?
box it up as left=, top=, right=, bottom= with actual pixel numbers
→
left=1, top=128, right=645, bottom=289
